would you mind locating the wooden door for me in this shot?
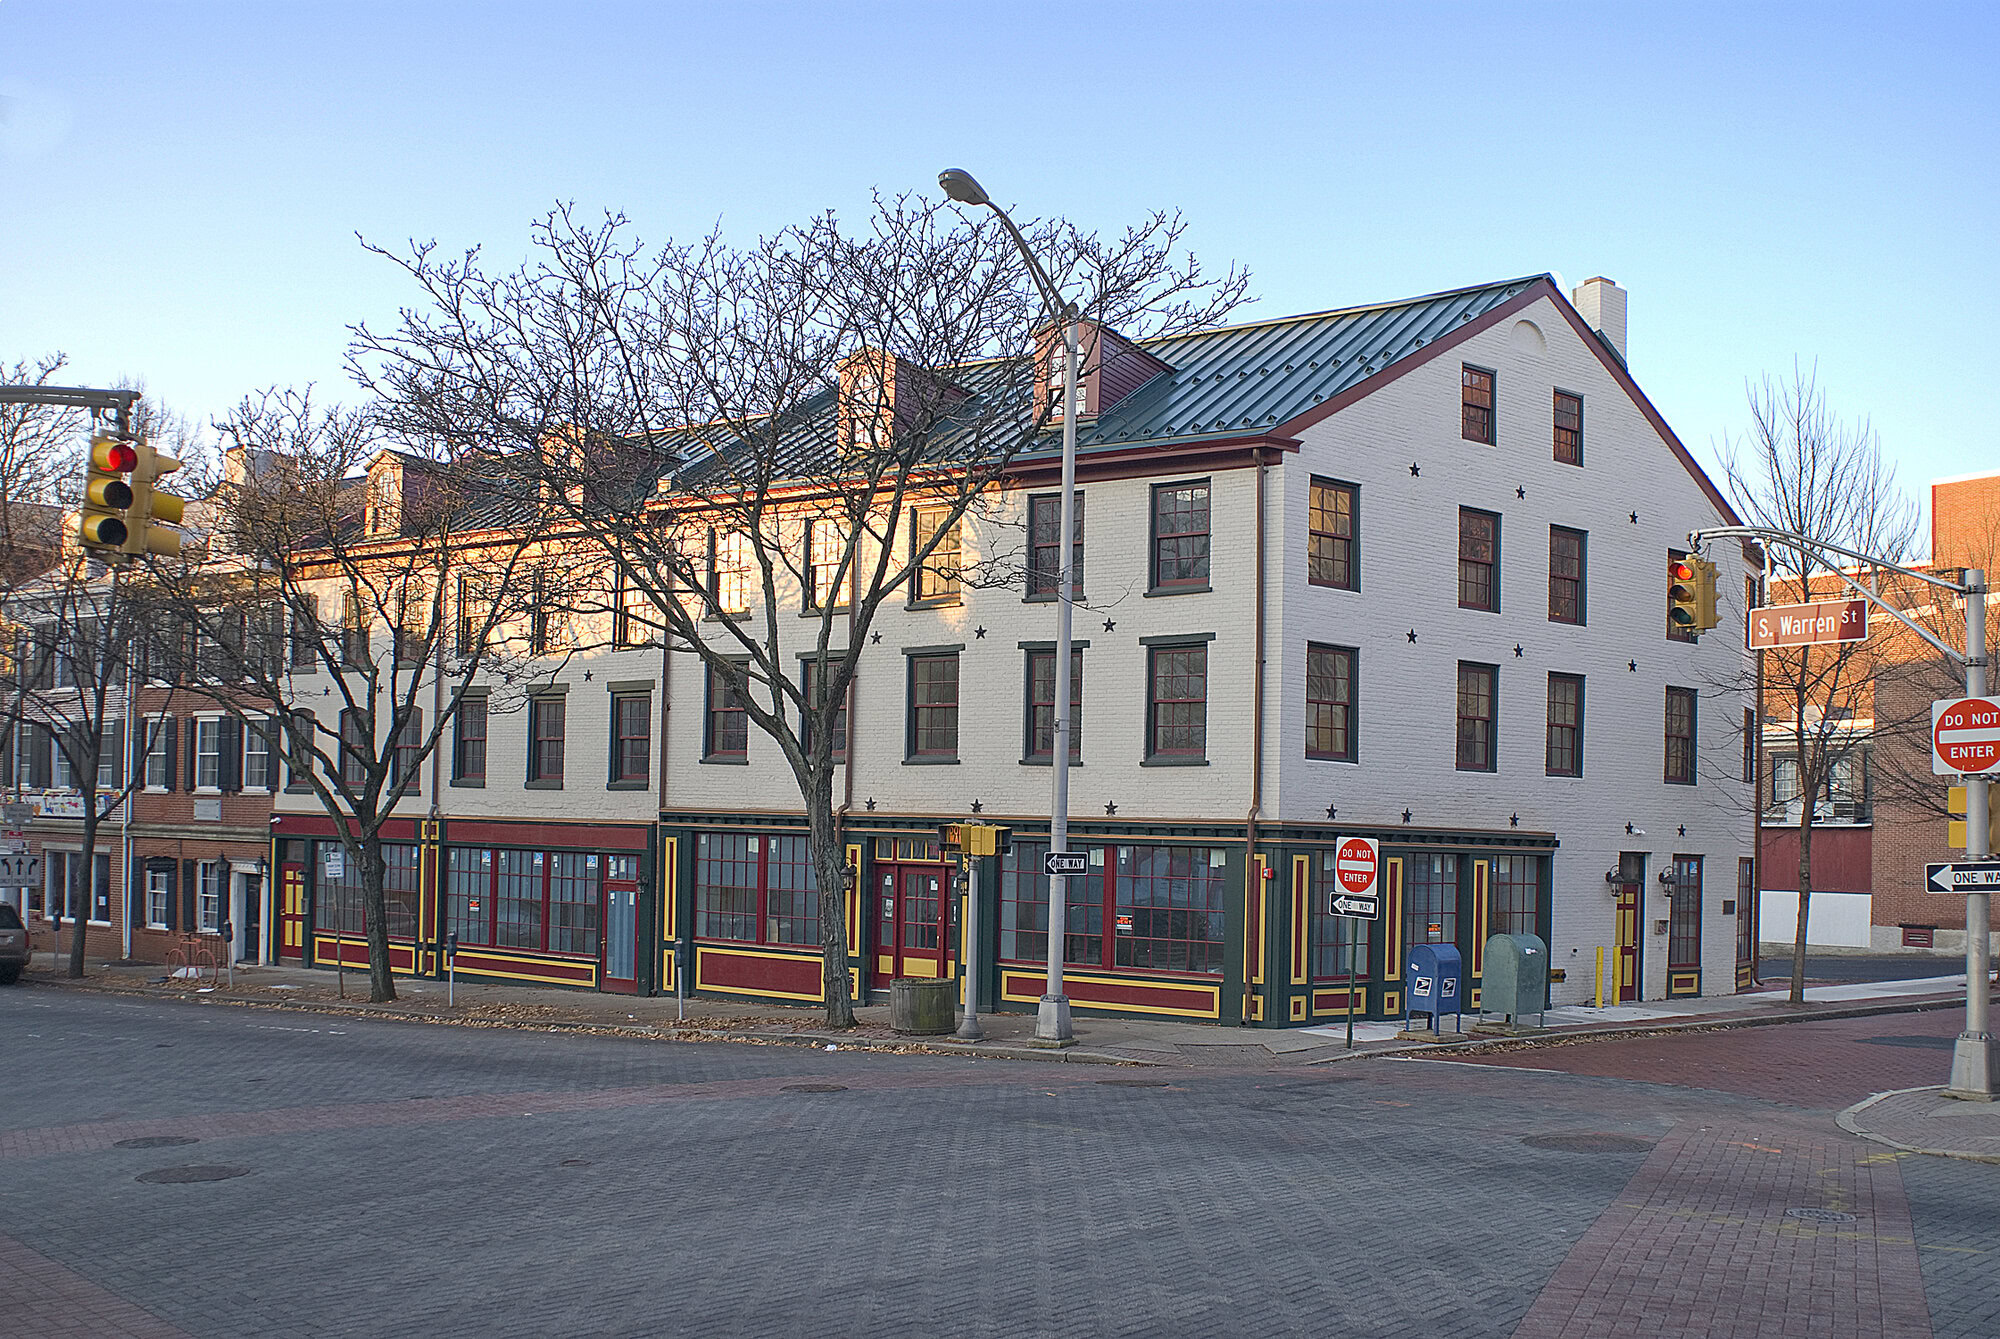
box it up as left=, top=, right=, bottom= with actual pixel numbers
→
left=874, top=864, right=950, bottom=982
left=1615, top=882, right=1640, bottom=1003
left=601, top=854, right=639, bottom=995
left=279, top=862, right=306, bottom=962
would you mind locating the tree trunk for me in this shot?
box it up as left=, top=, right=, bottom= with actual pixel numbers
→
left=807, top=767, right=855, bottom=1029
left=358, top=837, right=397, bottom=1003
left=66, top=807, right=96, bottom=979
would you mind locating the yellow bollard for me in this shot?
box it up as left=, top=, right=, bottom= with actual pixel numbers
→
left=1595, top=946, right=1605, bottom=1009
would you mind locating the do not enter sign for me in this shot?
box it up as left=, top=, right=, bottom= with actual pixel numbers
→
left=1934, top=697, right=2000, bottom=775
left=1334, top=837, right=1380, bottom=896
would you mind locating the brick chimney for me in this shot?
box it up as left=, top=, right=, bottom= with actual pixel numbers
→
left=1571, top=277, right=1628, bottom=362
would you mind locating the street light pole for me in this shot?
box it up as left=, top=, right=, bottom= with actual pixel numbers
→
left=1948, top=568, right=1992, bottom=1100
left=938, top=167, right=1075, bottom=1044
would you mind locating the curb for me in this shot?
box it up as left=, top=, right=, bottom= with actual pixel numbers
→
left=13, top=974, right=1155, bottom=1066
left=1836, top=1085, right=2000, bottom=1166
left=1304, top=993, right=1968, bottom=1065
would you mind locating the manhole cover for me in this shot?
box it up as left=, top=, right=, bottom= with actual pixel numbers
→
left=1097, top=1079, right=1170, bottom=1088
left=1859, top=1035, right=1957, bottom=1050
left=559, top=1158, right=593, bottom=1167
left=780, top=1083, right=847, bottom=1093
left=1522, top=1133, right=1653, bottom=1153
left=136, top=1165, right=252, bottom=1184
left=113, top=1136, right=197, bottom=1149
left=1787, top=1207, right=1858, bottom=1223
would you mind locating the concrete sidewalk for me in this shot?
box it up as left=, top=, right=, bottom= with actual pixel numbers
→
left=1840, top=1084, right=2000, bottom=1163
left=13, top=953, right=1975, bottom=1069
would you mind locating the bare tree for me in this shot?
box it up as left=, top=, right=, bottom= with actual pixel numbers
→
left=0, top=354, right=82, bottom=588
left=1723, top=364, right=1920, bottom=1002
left=348, top=193, right=1248, bottom=1026
left=148, top=389, right=550, bottom=1002
left=2, top=553, right=171, bottom=975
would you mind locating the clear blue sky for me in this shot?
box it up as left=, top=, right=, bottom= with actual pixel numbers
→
left=4, top=1, right=1994, bottom=519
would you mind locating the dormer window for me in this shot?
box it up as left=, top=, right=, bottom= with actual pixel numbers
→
left=1035, top=321, right=1172, bottom=427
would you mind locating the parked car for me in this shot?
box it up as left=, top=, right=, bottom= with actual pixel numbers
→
left=0, top=904, right=27, bottom=984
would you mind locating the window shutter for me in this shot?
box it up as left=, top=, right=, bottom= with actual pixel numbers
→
left=29, top=725, right=51, bottom=789
left=163, top=861, right=178, bottom=931
left=130, top=721, right=148, bottom=784
left=180, top=859, right=197, bottom=930
left=162, top=717, right=178, bottom=792
left=219, top=718, right=242, bottom=793
left=183, top=719, right=197, bottom=791
left=0, top=726, right=12, bottom=789
left=264, top=717, right=280, bottom=793
left=105, top=720, right=124, bottom=791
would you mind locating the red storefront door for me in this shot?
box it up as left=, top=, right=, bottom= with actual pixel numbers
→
left=1615, top=882, right=1640, bottom=1003
left=875, top=865, right=950, bottom=983
left=279, top=862, right=307, bottom=963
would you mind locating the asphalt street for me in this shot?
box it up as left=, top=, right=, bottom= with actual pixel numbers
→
left=1, top=988, right=1994, bottom=1338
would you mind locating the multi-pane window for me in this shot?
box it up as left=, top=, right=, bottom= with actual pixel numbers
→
left=144, top=718, right=171, bottom=789
left=1665, top=686, right=1697, bottom=784
left=146, top=868, right=171, bottom=929
left=912, top=508, right=961, bottom=603
left=1305, top=644, right=1356, bottom=762
left=692, top=832, right=819, bottom=948
left=1490, top=854, right=1543, bottom=937
left=444, top=845, right=601, bottom=954
left=801, top=658, right=848, bottom=763
left=1742, top=707, right=1757, bottom=784
left=1459, top=508, right=1498, bottom=611
left=195, top=718, right=222, bottom=790
left=1553, top=390, right=1583, bottom=465
left=243, top=718, right=272, bottom=791
left=548, top=852, right=600, bottom=956
left=528, top=696, right=565, bottom=783
left=285, top=710, right=315, bottom=791
left=1462, top=366, right=1496, bottom=443
left=341, top=593, right=370, bottom=668
left=1307, top=479, right=1356, bottom=589
left=704, top=665, right=747, bottom=760
left=612, top=571, right=656, bottom=647
left=392, top=585, right=426, bottom=669
left=1456, top=662, right=1497, bottom=771
left=1403, top=853, right=1459, bottom=949
left=1546, top=673, right=1584, bottom=777
left=339, top=710, right=368, bottom=787
left=388, top=710, right=422, bottom=793
left=1150, top=482, right=1210, bottom=589
left=314, top=842, right=417, bottom=940
left=453, top=696, right=487, bottom=782
left=806, top=521, right=853, bottom=612
left=1147, top=644, right=1208, bottom=760
left=1548, top=526, right=1585, bottom=624
left=997, top=841, right=1228, bottom=975
left=1309, top=849, right=1371, bottom=980
left=611, top=693, right=650, bottom=783
left=909, top=653, right=960, bottom=759
left=197, top=861, right=222, bottom=932
left=455, top=574, right=485, bottom=657
left=1025, top=648, right=1083, bottom=762
left=1668, top=855, right=1703, bottom=972
left=1027, top=493, right=1084, bottom=598
left=94, top=721, right=121, bottom=791
left=708, top=531, right=753, bottom=616
left=528, top=567, right=560, bottom=655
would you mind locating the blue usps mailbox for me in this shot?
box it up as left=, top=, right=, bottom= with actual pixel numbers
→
left=1404, top=942, right=1464, bottom=1034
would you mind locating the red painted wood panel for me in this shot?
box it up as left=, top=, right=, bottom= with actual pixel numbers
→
left=1758, top=826, right=1872, bottom=893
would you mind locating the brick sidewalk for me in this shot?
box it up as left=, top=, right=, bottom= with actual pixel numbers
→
left=1512, top=1113, right=1935, bottom=1338
left=0, top=1231, right=195, bottom=1339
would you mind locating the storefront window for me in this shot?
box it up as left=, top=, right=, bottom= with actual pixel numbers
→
left=999, top=841, right=1225, bottom=975
left=445, top=847, right=492, bottom=947
left=550, top=852, right=601, bottom=956
left=313, top=842, right=418, bottom=939
left=496, top=850, right=544, bottom=949
left=693, top=832, right=818, bottom=948
left=1402, top=853, right=1459, bottom=949
left=1310, top=850, right=1370, bottom=980
left=1489, top=855, right=1542, bottom=938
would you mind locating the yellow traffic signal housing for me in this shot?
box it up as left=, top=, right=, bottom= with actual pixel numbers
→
left=78, top=433, right=137, bottom=551
left=121, top=438, right=187, bottom=558
left=1668, top=558, right=1700, bottom=635
left=938, top=823, right=1010, bottom=857
left=1691, top=556, right=1721, bottom=633
left=1947, top=786, right=1998, bottom=849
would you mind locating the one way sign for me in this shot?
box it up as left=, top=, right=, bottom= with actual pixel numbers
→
left=1926, top=860, right=2000, bottom=893
left=1328, top=895, right=1379, bottom=920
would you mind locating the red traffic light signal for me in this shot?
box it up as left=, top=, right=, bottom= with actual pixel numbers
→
left=1668, top=559, right=1699, bottom=631
left=79, top=433, right=137, bottom=551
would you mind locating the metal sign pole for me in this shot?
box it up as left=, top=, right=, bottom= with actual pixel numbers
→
left=1949, top=569, right=1993, bottom=1099
left=1345, top=921, right=1357, bottom=1050
left=957, top=856, right=983, bottom=1041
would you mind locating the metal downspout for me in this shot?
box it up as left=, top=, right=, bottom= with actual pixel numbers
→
left=1242, top=449, right=1268, bottom=1024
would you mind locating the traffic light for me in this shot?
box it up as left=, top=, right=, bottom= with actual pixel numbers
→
left=78, top=433, right=137, bottom=551
left=1691, top=556, right=1721, bottom=633
left=121, top=437, right=187, bottom=558
left=1668, top=558, right=1700, bottom=634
